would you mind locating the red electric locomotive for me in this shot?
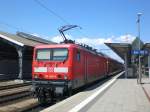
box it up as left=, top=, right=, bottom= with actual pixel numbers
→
left=32, top=25, right=123, bottom=104
left=32, top=43, right=122, bottom=104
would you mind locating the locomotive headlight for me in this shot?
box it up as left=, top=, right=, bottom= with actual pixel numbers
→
left=64, top=74, right=67, bottom=79
left=34, top=74, right=38, bottom=79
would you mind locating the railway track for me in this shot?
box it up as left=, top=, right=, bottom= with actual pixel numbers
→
left=0, top=80, right=32, bottom=104
left=0, top=85, right=32, bottom=104
left=0, top=80, right=31, bottom=90
left=0, top=98, right=39, bottom=112
left=0, top=80, right=39, bottom=112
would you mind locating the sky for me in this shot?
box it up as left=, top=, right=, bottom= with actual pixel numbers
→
left=0, top=0, right=150, bottom=62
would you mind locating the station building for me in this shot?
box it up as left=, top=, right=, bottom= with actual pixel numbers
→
left=0, top=31, right=55, bottom=80
left=105, top=37, right=150, bottom=78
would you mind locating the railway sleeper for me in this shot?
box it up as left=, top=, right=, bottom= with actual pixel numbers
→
left=0, top=91, right=32, bottom=104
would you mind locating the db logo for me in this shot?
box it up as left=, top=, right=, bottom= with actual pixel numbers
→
left=47, top=67, right=54, bottom=72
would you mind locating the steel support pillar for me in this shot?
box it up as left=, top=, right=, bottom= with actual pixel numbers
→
left=148, top=55, right=150, bottom=79
left=138, top=55, right=142, bottom=83
left=124, top=53, right=128, bottom=78
left=16, top=47, right=23, bottom=79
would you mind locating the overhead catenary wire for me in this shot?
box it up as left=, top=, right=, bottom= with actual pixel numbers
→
left=34, top=0, right=70, bottom=24
left=0, top=21, right=32, bottom=34
left=0, top=22, right=20, bottom=31
left=33, top=0, right=90, bottom=38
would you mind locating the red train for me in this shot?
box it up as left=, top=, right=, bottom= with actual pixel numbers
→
left=32, top=43, right=123, bottom=104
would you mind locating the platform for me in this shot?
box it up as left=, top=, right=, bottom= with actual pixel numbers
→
left=84, top=77, right=150, bottom=112
left=41, top=72, right=150, bottom=112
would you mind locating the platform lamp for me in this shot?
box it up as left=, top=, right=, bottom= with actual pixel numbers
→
left=137, top=13, right=142, bottom=84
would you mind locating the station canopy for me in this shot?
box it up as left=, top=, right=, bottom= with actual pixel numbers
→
left=0, top=31, right=56, bottom=60
left=105, top=37, right=149, bottom=61
left=105, top=43, right=131, bottom=60
left=0, top=31, right=55, bottom=47
left=0, top=31, right=56, bottom=79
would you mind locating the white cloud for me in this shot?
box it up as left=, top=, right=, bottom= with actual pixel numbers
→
left=31, top=33, right=41, bottom=37
left=76, top=38, right=112, bottom=46
left=115, top=34, right=135, bottom=43
left=51, top=35, right=63, bottom=42
left=51, top=34, right=72, bottom=43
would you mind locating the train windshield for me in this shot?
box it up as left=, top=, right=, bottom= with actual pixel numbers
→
left=36, top=48, right=68, bottom=61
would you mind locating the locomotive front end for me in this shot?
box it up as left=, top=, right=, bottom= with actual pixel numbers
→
left=32, top=45, right=72, bottom=104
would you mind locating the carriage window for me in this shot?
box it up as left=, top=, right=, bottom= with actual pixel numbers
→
left=36, top=49, right=51, bottom=60
left=77, top=52, right=80, bottom=61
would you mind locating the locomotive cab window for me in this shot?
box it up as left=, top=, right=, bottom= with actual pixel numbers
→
left=77, top=51, right=80, bottom=61
left=36, top=48, right=68, bottom=61
left=36, top=49, right=51, bottom=60
left=52, top=48, right=68, bottom=61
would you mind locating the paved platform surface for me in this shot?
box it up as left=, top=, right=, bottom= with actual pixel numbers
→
left=41, top=73, right=150, bottom=112
left=142, top=78, right=150, bottom=95
left=84, top=77, right=150, bottom=112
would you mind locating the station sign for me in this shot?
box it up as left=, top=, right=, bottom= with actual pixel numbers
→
left=131, top=50, right=149, bottom=55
